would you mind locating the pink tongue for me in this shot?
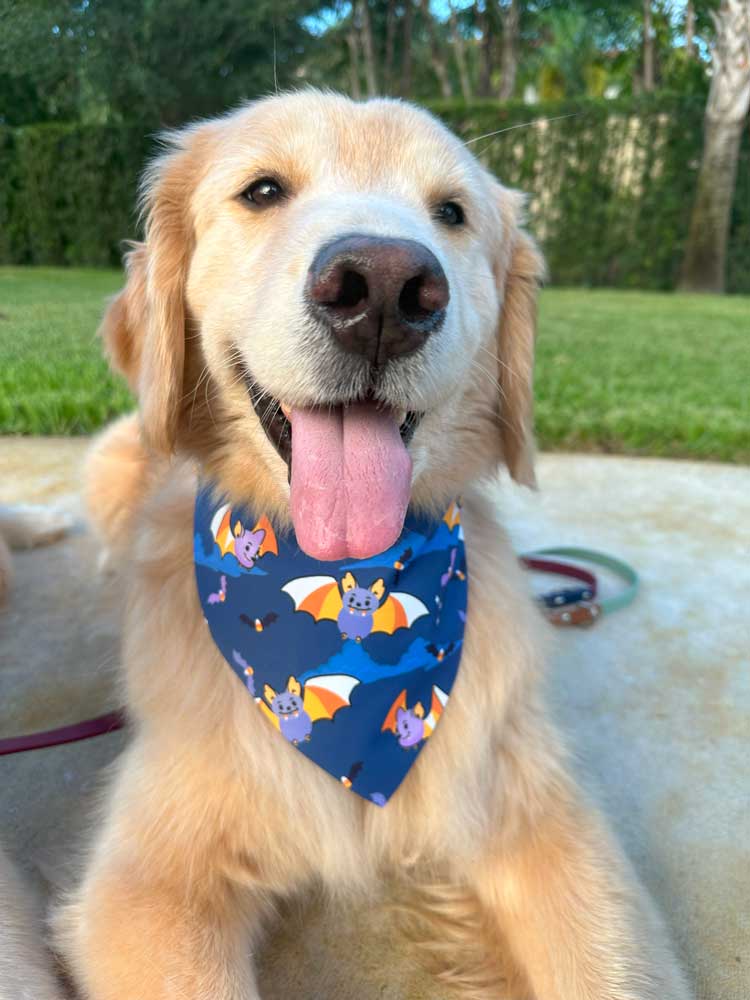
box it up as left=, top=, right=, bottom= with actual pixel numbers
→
left=289, top=402, right=412, bottom=561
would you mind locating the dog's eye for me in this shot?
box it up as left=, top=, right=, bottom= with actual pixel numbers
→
left=435, top=201, right=465, bottom=227
left=242, top=177, right=285, bottom=207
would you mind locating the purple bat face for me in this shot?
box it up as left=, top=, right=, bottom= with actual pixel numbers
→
left=342, top=585, right=378, bottom=614
left=234, top=527, right=265, bottom=568
left=272, top=691, right=305, bottom=718
left=396, top=707, right=425, bottom=748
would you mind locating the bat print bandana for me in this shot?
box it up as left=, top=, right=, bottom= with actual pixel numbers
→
left=194, top=485, right=468, bottom=806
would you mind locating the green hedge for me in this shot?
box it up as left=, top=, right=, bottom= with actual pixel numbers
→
left=0, top=122, right=155, bottom=267
left=431, top=94, right=750, bottom=294
left=1, top=96, right=748, bottom=291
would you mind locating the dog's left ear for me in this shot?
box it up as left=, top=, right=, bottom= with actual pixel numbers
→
left=494, top=195, right=547, bottom=488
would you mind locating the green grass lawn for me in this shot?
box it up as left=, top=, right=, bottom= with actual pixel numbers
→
left=1, top=267, right=748, bottom=462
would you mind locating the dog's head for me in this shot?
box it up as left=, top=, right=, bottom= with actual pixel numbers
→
left=104, top=91, right=544, bottom=559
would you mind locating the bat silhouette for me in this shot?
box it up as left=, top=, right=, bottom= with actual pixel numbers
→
left=425, top=641, right=456, bottom=663
left=258, top=674, right=360, bottom=744
left=207, top=574, right=228, bottom=604
left=392, top=546, right=413, bottom=585
left=210, top=505, right=278, bottom=569
left=282, top=571, right=428, bottom=642
left=340, top=760, right=364, bottom=789
left=239, top=611, right=279, bottom=633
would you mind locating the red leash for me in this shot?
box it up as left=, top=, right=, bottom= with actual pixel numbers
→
left=0, top=709, right=126, bottom=756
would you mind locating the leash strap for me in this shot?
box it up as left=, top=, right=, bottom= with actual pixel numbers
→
left=521, top=546, right=639, bottom=626
left=0, top=709, right=125, bottom=756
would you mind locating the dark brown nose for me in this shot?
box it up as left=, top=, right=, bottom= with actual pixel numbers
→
left=306, top=234, right=450, bottom=365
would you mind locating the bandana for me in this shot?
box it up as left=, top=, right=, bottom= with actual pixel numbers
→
left=194, top=485, right=468, bottom=805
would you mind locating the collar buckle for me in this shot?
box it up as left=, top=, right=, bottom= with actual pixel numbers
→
left=547, top=600, right=602, bottom=627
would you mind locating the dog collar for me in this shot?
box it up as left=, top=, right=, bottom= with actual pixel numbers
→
left=522, top=546, right=639, bottom=626
left=194, top=486, right=468, bottom=805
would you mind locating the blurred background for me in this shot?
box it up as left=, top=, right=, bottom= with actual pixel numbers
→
left=0, top=0, right=748, bottom=463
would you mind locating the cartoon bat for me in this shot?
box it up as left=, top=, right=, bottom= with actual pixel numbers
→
left=239, top=612, right=279, bottom=633
left=258, top=674, right=360, bottom=744
left=381, top=686, right=449, bottom=749
left=425, top=641, right=456, bottom=663
left=340, top=761, right=363, bottom=789
left=232, top=649, right=255, bottom=695
left=207, top=574, right=228, bottom=604
left=282, top=571, right=429, bottom=642
left=210, top=504, right=278, bottom=569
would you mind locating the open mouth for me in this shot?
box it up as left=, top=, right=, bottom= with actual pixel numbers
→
left=241, top=368, right=424, bottom=561
left=241, top=371, right=422, bottom=471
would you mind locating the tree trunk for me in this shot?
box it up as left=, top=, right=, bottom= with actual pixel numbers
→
left=448, top=2, right=472, bottom=101
left=679, top=0, right=750, bottom=292
left=384, top=0, right=398, bottom=94
left=347, top=29, right=362, bottom=100
left=476, top=1, right=493, bottom=98
left=685, top=0, right=696, bottom=58
left=356, top=0, right=378, bottom=96
left=401, top=0, right=414, bottom=97
left=498, top=0, right=519, bottom=101
left=419, top=0, right=454, bottom=98
left=643, top=0, right=656, bottom=91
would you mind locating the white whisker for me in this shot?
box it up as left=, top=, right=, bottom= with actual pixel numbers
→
left=464, top=112, right=579, bottom=147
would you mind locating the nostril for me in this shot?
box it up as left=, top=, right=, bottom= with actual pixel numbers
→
left=399, top=275, right=424, bottom=321
left=338, top=269, right=368, bottom=309
left=399, top=272, right=448, bottom=322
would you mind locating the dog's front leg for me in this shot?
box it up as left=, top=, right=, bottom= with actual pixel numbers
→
left=54, top=862, right=264, bottom=1000
left=51, top=738, right=276, bottom=1000
left=466, top=782, right=692, bottom=1000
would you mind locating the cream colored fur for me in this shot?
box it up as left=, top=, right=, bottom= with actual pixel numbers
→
left=51, top=91, right=691, bottom=1000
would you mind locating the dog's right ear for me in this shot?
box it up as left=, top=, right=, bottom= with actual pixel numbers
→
left=100, top=243, right=148, bottom=393
left=99, top=127, right=210, bottom=453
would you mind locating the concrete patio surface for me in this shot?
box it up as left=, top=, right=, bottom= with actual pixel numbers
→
left=0, top=437, right=748, bottom=1000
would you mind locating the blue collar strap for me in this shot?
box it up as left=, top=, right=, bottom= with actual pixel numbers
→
left=194, top=486, right=468, bottom=805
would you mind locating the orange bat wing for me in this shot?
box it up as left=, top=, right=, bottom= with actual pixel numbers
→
left=442, top=501, right=462, bottom=532
left=255, top=515, right=278, bottom=557
left=381, top=689, right=408, bottom=733
left=303, top=675, right=359, bottom=723
left=371, top=592, right=429, bottom=635
left=281, top=576, right=342, bottom=622
left=210, top=504, right=235, bottom=558
left=423, top=686, right=450, bottom=737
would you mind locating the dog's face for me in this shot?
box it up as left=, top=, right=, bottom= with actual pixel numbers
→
left=104, top=91, right=543, bottom=559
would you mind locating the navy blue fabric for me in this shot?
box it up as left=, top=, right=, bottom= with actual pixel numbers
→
left=194, top=486, right=468, bottom=805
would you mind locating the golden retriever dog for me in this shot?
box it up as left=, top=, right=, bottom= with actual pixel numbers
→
left=53, top=91, right=691, bottom=1000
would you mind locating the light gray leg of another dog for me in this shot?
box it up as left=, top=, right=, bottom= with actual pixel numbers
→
left=0, top=505, right=75, bottom=550
left=0, top=843, right=65, bottom=1000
